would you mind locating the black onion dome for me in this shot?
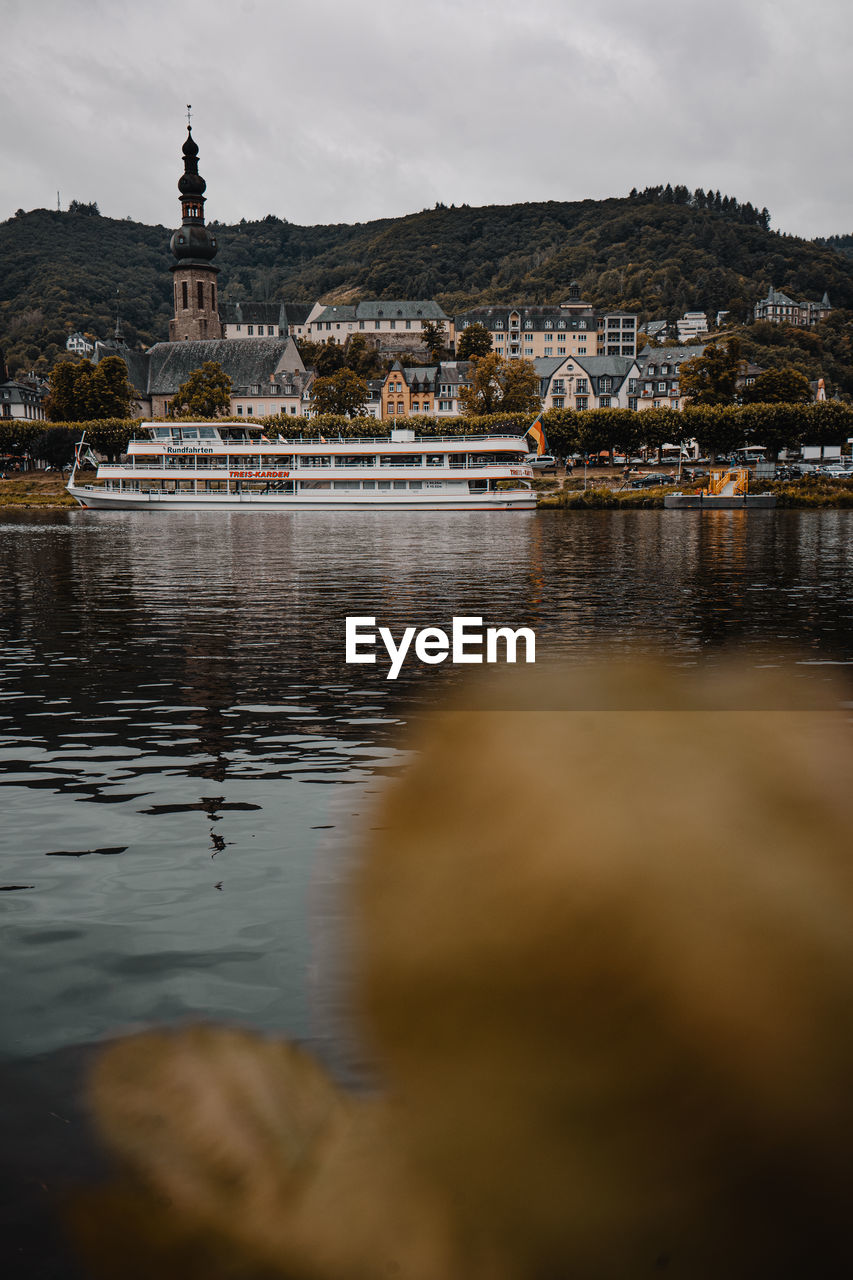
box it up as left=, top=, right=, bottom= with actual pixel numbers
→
left=178, top=170, right=206, bottom=196
left=178, top=126, right=206, bottom=196
left=170, top=224, right=218, bottom=261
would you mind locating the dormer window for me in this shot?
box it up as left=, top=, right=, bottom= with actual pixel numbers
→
left=558, top=319, right=566, bottom=329
left=545, top=320, right=553, bottom=330
left=495, top=320, right=504, bottom=329
left=524, top=320, right=533, bottom=330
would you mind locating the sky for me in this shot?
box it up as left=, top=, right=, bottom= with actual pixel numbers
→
left=2, top=0, right=851, bottom=240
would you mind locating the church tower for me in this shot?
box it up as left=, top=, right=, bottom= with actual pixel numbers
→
left=169, top=114, right=223, bottom=341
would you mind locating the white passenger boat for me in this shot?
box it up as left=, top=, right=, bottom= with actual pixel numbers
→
left=67, top=425, right=536, bottom=511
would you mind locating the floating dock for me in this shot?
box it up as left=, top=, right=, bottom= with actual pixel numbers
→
left=664, top=467, right=777, bottom=510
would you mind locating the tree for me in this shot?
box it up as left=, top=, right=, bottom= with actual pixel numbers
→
left=460, top=354, right=540, bottom=416
left=44, top=356, right=132, bottom=421
left=456, top=322, right=493, bottom=360
left=740, top=367, right=812, bottom=405
left=421, top=320, right=447, bottom=361
left=343, top=333, right=381, bottom=378
left=91, top=356, right=133, bottom=419
left=67, top=200, right=101, bottom=216
left=32, top=427, right=79, bottom=469
left=314, top=341, right=347, bottom=376
left=679, top=339, right=742, bottom=406
left=45, top=360, right=80, bottom=421
left=310, top=368, right=369, bottom=418
left=169, top=361, right=232, bottom=418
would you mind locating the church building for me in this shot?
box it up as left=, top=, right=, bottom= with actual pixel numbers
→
left=94, top=121, right=308, bottom=418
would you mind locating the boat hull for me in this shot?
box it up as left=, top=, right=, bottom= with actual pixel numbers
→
left=67, top=485, right=537, bottom=512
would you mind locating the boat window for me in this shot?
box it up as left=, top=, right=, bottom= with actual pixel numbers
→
left=380, top=454, right=420, bottom=467
left=409, top=481, right=422, bottom=490
left=180, top=428, right=199, bottom=439
left=198, top=428, right=217, bottom=439
left=303, top=454, right=331, bottom=467
left=377, top=480, right=391, bottom=490
left=425, top=454, right=445, bottom=467
left=393, top=481, right=408, bottom=490
left=154, top=428, right=171, bottom=439
left=362, top=480, right=376, bottom=490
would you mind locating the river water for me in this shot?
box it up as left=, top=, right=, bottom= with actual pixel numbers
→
left=2, top=505, right=852, bottom=1066
left=1, top=506, right=852, bottom=1269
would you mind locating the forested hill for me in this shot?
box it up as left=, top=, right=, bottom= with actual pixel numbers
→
left=2, top=188, right=853, bottom=377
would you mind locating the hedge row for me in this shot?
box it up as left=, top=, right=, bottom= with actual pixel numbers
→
left=3, top=401, right=852, bottom=464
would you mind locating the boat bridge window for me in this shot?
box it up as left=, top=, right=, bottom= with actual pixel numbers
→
left=380, top=454, right=420, bottom=468
left=335, top=455, right=377, bottom=468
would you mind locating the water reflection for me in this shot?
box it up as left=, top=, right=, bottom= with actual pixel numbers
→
left=0, top=508, right=851, bottom=1066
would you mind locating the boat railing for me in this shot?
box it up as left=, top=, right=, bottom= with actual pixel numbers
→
left=128, top=433, right=527, bottom=448
left=108, top=455, right=526, bottom=472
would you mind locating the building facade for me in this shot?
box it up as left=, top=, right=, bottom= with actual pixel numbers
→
left=379, top=360, right=472, bottom=420
left=535, top=356, right=640, bottom=412
left=0, top=378, right=48, bottom=420
left=220, top=301, right=314, bottom=341
left=307, top=300, right=451, bottom=353
left=65, top=331, right=94, bottom=357
left=455, top=286, right=637, bottom=361
left=675, top=311, right=708, bottom=342
left=754, top=287, right=831, bottom=327
left=634, top=345, right=708, bottom=410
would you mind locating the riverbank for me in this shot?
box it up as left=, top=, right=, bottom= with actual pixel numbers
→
left=537, top=475, right=853, bottom=509
left=2, top=472, right=852, bottom=510
left=0, top=473, right=76, bottom=507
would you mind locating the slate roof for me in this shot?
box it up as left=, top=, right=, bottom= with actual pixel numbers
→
left=93, top=338, right=304, bottom=397
left=574, top=355, right=637, bottom=380
left=0, top=378, right=48, bottom=406
left=283, top=303, right=313, bottom=326
left=232, top=369, right=313, bottom=396
left=390, top=361, right=472, bottom=392
left=93, top=342, right=151, bottom=395
left=457, top=305, right=597, bottom=331
left=638, top=345, right=705, bottom=374
left=220, top=301, right=287, bottom=327
left=313, top=300, right=449, bottom=324
left=761, top=287, right=797, bottom=307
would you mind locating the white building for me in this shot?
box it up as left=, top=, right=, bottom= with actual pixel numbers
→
left=66, top=331, right=94, bottom=357
left=676, top=312, right=708, bottom=343
left=535, top=355, right=640, bottom=411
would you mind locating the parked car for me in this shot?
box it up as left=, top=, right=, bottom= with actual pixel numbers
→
left=525, top=453, right=558, bottom=472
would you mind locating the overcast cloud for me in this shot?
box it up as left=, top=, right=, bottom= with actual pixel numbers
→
left=2, top=0, right=851, bottom=238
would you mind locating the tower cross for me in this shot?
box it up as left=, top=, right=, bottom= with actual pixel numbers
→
left=186, top=104, right=192, bottom=127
